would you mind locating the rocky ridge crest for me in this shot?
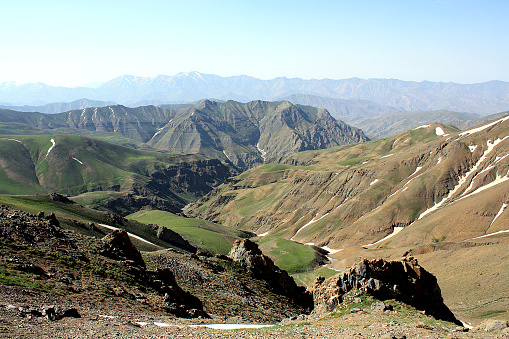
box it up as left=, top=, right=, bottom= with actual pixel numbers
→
left=307, top=257, right=460, bottom=325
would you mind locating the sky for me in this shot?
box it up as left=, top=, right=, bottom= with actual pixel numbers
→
left=0, top=0, right=508, bottom=86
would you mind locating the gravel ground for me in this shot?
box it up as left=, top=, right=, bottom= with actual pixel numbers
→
left=1, top=300, right=508, bottom=339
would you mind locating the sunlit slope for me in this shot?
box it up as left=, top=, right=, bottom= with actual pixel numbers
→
left=187, top=116, right=509, bottom=248
left=0, top=134, right=236, bottom=214
left=0, top=100, right=369, bottom=170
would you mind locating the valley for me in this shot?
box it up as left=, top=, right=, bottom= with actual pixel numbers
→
left=0, top=96, right=508, bottom=337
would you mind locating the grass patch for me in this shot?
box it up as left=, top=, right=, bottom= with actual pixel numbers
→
left=0, top=267, right=54, bottom=293
left=257, top=237, right=321, bottom=273
left=127, top=210, right=248, bottom=255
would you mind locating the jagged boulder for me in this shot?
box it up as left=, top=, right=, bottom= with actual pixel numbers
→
left=100, top=229, right=146, bottom=269
left=227, top=239, right=312, bottom=308
left=156, top=226, right=196, bottom=253
left=307, top=257, right=460, bottom=324
left=149, top=268, right=208, bottom=318
left=49, top=193, right=75, bottom=204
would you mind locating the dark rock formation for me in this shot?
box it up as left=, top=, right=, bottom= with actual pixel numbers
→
left=307, top=257, right=460, bottom=324
left=156, top=226, right=196, bottom=253
left=100, top=229, right=146, bottom=269
left=227, top=239, right=312, bottom=308
left=49, top=193, right=75, bottom=204
left=0, top=206, right=66, bottom=245
left=149, top=268, right=208, bottom=318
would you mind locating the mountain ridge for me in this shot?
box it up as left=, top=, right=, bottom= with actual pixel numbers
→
left=0, top=100, right=369, bottom=169
left=2, top=72, right=508, bottom=114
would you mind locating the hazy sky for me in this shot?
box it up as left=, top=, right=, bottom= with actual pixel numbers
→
left=1, top=0, right=507, bottom=86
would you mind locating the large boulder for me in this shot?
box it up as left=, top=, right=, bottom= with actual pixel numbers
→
left=227, top=239, right=312, bottom=308
left=307, top=257, right=460, bottom=324
left=100, top=229, right=146, bottom=269
left=156, top=225, right=196, bottom=253
left=149, top=268, right=208, bottom=318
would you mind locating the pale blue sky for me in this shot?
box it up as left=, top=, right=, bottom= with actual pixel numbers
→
left=0, top=0, right=507, bottom=86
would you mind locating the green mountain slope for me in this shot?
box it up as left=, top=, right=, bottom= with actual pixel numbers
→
left=0, top=100, right=369, bottom=170
left=0, top=134, right=237, bottom=215
left=186, top=115, right=509, bottom=322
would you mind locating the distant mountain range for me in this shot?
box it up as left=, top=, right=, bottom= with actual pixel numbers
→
left=0, top=99, right=368, bottom=169
left=0, top=98, right=116, bottom=114
left=2, top=72, right=508, bottom=114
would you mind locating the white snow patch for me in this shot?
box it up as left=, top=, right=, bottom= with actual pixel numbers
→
left=98, top=315, right=117, bottom=319
left=363, top=227, right=404, bottom=247
left=419, top=137, right=508, bottom=219
left=46, top=138, right=56, bottom=157
left=468, top=145, right=477, bottom=153
left=466, top=229, right=509, bottom=241
left=154, top=322, right=175, bottom=327
left=386, top=189, right=401, bottom=199
left=256, top=142, right=267, bottom=162
left=369, top=179, right=379, bottom=186
left=135, top=322, right=149, bottom=327
left=381, top=153, right=394, bottom=159
left=222, top=150, right=232, bottom=162
left=435, top=127, right=445, bottom=136
left=321, top=246, right=343, bottom=254
left=98, top=224, right=159, bottom=247
left=291, top=212, right=330, bottom=241
left=458, top=115, right=509, bottom=137
left=437, top=157, right=442, bottom=164
left=413, top=124, right=430, bottom=130
left=3, top=138, right=23, bottom=144
left=461, top=321, right=473, bottom=329
left=489, top=203, right=508, bottom=227
left=410, top=166, right=422, bottom=177
left=304, top=242, right=315, bottom=246
left=72, top=157, right=83, bottom=165
left=460, top=171, right=509, bottom=200
left=190, top=324, right=274, bottom=330
left=151, top=126, right=166, bottom=139
left=257, top=231, right=269, bottom=237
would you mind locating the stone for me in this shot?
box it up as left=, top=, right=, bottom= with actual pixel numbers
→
left=156, top=226, right=196, bottom=252
left=306, top=257, right=460, bottom=324
left=227, top=239, right=313, bottom=308
left=474, top=319, right=508, bottom=332
left=371, top=301, right=392, bottom=312
left=100, top=229, right=146, bottom=269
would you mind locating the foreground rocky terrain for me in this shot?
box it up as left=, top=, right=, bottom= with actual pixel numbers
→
left=1, top=204, right=508, bottom=338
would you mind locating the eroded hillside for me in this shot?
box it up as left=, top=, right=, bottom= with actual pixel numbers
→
left=186, top=115, right=509, bottom=322
left=0, top=100, right=368, bottom=169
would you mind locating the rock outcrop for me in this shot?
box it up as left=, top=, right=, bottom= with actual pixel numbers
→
left=100, top=229, right=146, bottom=269
left=227, top=239, right=313, bottom=308
left=149, top=268, right=207, bottom=318
left=307, top=257, right=460, bottom=324
left=155, top=225, right=196, bottom=253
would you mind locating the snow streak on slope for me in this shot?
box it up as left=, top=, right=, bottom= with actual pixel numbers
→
left=363, top=227, right=404, bottom=247
left=46, top=138, right=56, bottom=157
left=256, top=142, right=267, bottom=162
left=458, top=115, right=509, bottom=137
left=72, top=157, right=83, bottom=164
left=98, top=224, right=158, bottom=247
left=489, top=203, right=508, bottom=227
left=419, top=137, right=508, bottom=220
